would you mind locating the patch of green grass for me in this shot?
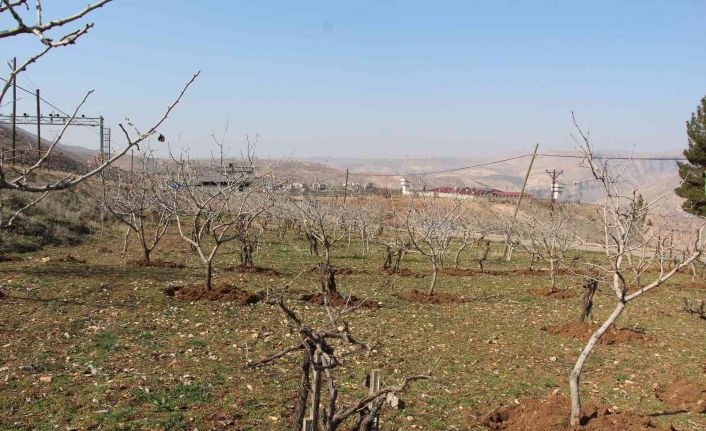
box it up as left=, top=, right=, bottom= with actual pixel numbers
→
left=133, top=382, right=211, bottom=413
left=158, top=412, right=189, bottom=430
left=99, top=407, right=139, bottom=429
left=95, top=331, right=119, bottom=352
left=188, top=338, right=207, bottom=349
left=542, top=377, right=558, bottom=388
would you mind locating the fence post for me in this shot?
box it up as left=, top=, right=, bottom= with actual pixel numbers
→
left=368, top=369, right=382, bottom=430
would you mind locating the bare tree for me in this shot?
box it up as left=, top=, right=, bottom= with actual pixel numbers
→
left=249, top=291, right=431, bottom=431
left=567, top=115, right=704, bottom=426
left=0, top=1, right=198, bottom=228
left=293, top=195, right=348, bottom=266
left=164, top=144, right=276, bottom=290
left=292, top=194, right=349, bottom=295
left=379, top=200, right=408, bottom=273
left=511, top=203, right=581, bottom=292
left=452, top=202, right=494, bottom=270
left=404, top=194, right=462, bottom=295
left=351, top=197, right=387, bottom=257
left=101, top=149, right=171, bottom=264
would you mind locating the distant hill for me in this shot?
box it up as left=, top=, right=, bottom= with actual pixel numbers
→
left=0, top=124, right=96, bottom=172
left=0, top=124, right=686, bottom=211
left=304, top=151, right=685, bottom=210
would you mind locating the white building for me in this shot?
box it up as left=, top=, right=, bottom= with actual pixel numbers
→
left=400, top=177, right=412, bottom=195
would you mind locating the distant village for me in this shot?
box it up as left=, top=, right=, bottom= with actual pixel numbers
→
left=197, top=163, right=542, bottom=200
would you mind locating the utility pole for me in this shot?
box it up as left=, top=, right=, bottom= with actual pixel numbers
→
left=546, top=169, right=563, bottom=204
left=343, top=169, right=349, bottom=203
left=99, top=115, right=104, bottom=162
left=36, top=88, right=41, bottom=160
left=11, top=57, right=16, bottom=162
left=503, top=143, right=539, bottom=259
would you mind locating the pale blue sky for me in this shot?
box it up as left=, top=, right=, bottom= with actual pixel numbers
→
left=3, top=1, right=706, bottom=157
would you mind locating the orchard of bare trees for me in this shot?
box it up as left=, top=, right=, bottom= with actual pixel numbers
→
left=89, top=135, right=706, bottom=429
left=2, top=3, right=705, bottom=431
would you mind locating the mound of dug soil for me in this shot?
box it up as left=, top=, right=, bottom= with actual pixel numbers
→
left=515, top=268, right=573, bottom=276
left=531, top=288, right=575, bottom=299
left=0, top=254, right=23, bottom=262
left=164, top=284, right=264, bottom=304
left=483, top=394, right=674, bottom=430
left=127, top=259, right=185, bottom=268
left=513, top=268, right=545, bottom=276
left=656, top=380, right=706, bottom=413
left=335, top=267, right=355, bottom=275
left=227, top=265, right=280, bottom=276
left=57, top=254, right=86, bottom=264
left=542, top=322, right=648, bottom=345
left=684, top=283, right=706, bottom=290
left=439, top=268, right=478, bottom=277
left=397, top=289, right=468, bottom=305
left=300, top=292, right=379, bottom=309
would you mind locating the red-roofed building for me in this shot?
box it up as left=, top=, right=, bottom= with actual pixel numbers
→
left=426, top=187, right=533, bottom=199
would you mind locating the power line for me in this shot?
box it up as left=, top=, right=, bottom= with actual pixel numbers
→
left=0, top=76, right=70, bottom=117
left=347, top=154, right=531, bottom=178
left=1, top=75, right=117, bottom=156
left=537, top=153, right=686, bottom=161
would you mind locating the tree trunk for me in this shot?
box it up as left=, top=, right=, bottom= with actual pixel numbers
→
left=311, top=353, right=322, bottom=431
left=294, top=355, right=311, bottom=431
left=191, top=219, right=199, bottom=252
left=549, top=259, right=557, bottom=292
left=569, top=301, right=625, bottom=426
left=382, top=246, right=393, bottom=271
left=324, top=246, right=331, bottom=266
left=205, top=260, right=213, bottom=291
left=394, top=247, right=404, bottom=272
left=241, top=241, right=254, bottom=268
left=580, top=277, right=598, bottom=322
left=428, top=261, right=438, bottom=295
left=454, top=242, right=468, bottom=270
left=478, top=241, right=491, bottom=273
left=307, top=233, right=319, bottom=256
left=122, top=226, right=131, bottom=253
left=320, top=263, right=337, bottom=295
left=142, top=245, right=151, bottom=263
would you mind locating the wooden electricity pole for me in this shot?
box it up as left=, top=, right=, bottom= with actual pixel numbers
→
left=36, top=88, right=41, bottom=159
left=343, top=169, right=349, bottom=203
left=503, top=143, right=539, bottom=259
left=11, top=57, right=16, bottom=162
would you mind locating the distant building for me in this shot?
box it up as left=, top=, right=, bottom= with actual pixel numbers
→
left=400, top=177, right=412, bottom=195
left=198, top=163, right=255, bottom=189
left=425, top=186, right=533, bottom=200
